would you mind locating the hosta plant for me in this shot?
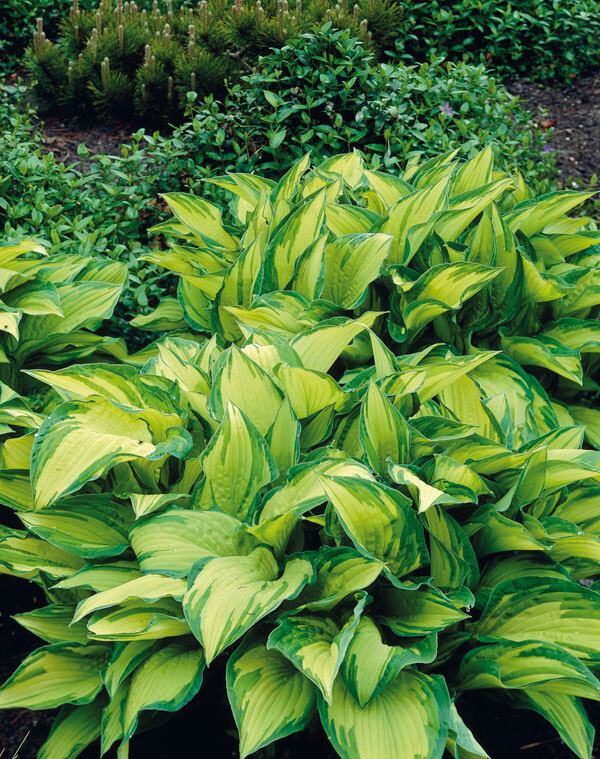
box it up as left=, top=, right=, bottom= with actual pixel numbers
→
left=0, top=237, right=127, bottom=390
left=149, top=148, right=600, bottom=427
left=1, top=314, right=600, bottom=757
left=1, top=152, right=600, bottom=759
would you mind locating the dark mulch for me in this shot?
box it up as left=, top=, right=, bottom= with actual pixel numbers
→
left=507, top=70, right=600, bottom=187
left=39, top=116, right=135, bottom=166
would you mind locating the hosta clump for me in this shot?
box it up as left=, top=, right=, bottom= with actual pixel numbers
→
left=2, top=318, right=600, bottom=757
left=0, top=237, right=127, bottom=392
left=1, top=152, right=600, bottom=758
left=150, top=148, right=600, bottom=426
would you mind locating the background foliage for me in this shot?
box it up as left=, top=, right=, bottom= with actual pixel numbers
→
left=22, top=0, right=600, bottom=120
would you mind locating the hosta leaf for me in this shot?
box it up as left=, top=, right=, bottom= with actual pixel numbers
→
left=501, top=334, right=583, bottom=384
left=359, top=382, right=410, bottom=478
left=55, top=561, right=141, bottom=593
left=14, top=604, right=89, bottom=644
left=570, top=406, right=600, bottom=449
left=543, top=318, right=600, bottom=353
left=160, top=192, right=238, bottom=250
left=263, top=191, right=327, bottom=289
left=506, top=190, right=594, bottom=237
left=321, top=234, right=391, bottom=309
left=319, top=475, right=428, bottom=580
left=177, top=277, right=212, bottom=331
left=380, top=585, right=470, bottom=636
left=183, top=547, right=314, bottom=663
left=435, top=178, right=514, bottom=242
left=457, top=640, right=600, bottom=699
left=289, top=313, right=382, bottom=373
left=470, top=505, right=547, bottom=556
left=122, top=642, right=205, bottom=742
left=552, top=485, right=600, bottom=533
left=446, top=703, right=490, bottom=759
left=389, top=464, right=457, bottom=513
left=195, top=402, right=277, bottom=521
left=0, top=644, right=109, bottom=709
left=0, top=472, right=33, bottom=512
left=510, top=691, right=594, bottom=759
left=26, top=363, right=178, bottom=412
left=226, top=636, right=316, bottom=758
left=377, top=176, right=449, bottom=266
left=210, top=346, right=284, bottom=435
left=73, top=575, right=187, bottom=623
left=86, top=599, right=189, bottom=641
left=216, top=239, right=263, bottom=340
left=103, top=641, right=160, bottom=699
left=268, top=601, right=364, bottom=703
left=38, top=699, right=104, bottom=759
left=291, top=234, right=327, bottom=299
left=341, top=616, right=437, bottom=708
left=451, top=146, right=493, bottom=195
left=127, top=492, right=188, bottom=520
left=19, top=495, right=132, bottom=558
left=279, top=367, right=346, bottom=418
left=265, top=396, right=300, bottom=478
left=474, top=578, right=600, bottom=665
left=31, top=397, right=191, bottom=510
left=318, top=152, right=365, bottom=188
left=399, top=263, right=501, bottom=334
left=422, top=507, right=479, bottom=588
left=476, top=554, right=570, bottom=604
left=17, top=281, right=122, bottom=360
left=255, top=457, right=373, bottom=556
left=101, top=681, right=128, bottom=756
left=296, top=546, right=383, bottom=612
left=325, top=204, right=382, bottom=237
left=130, top=508, right=258, bottom=580
left=0, top=532, right=84, bottom=581
left=4, top=279, right=62, bottom=316
left=319, top=668, right=450, bottom=759
left=363, top=169, right=412, bottom=210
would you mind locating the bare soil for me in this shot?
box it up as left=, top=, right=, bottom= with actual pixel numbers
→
left=507, top=70, right=600, bottom=187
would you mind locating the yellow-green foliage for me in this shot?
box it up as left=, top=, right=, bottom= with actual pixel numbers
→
left=1, top=152, right=600, bottom=759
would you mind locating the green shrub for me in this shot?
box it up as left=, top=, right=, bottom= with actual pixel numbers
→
left=225, top=27, right=555, bottom=185
left=0, top=81, right=190, bottom=345
left=394, top=0, right=600, bottom=82
left=0, top=0, right=71, bottom=75
left=1, top=150, right=600, bottom=759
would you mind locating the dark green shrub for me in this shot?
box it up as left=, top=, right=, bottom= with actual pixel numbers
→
left=21, top=0, right=600, bottom=117
left=218, top=28, right=557, bottom=186
left=393, top=0, right=600, bottom=82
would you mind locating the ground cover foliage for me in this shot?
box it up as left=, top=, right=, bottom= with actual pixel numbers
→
left=0, top=149, right=600, bottom=758
left=22, top=0, right=600, bottom=120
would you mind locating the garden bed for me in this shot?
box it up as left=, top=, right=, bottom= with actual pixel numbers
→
left=507, top=70, right=600, bottom=185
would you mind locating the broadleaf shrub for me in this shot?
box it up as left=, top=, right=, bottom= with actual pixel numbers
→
left=1, top=150, right=600, bottom=759
left=224, top=28, right=554, bottom=182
